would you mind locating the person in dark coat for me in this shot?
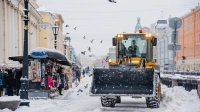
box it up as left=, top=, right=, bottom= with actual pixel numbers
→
left=75, top=68, right=81, bottom=82
left=0, top=70, right=5, bottom=97
left=12, top=68, right=17, bottom=95
left=16, top=68, right=22, bottom=96
left=82, top=69, right=85, bottom=77
left=57, top=68, right=64, bottom=95
left=5, top=69, right=14, bottom=96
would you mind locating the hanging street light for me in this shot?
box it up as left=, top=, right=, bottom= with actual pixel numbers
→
left=52, top=22, right=59, bottom=49
left=63, top=40, right=68, bottom=55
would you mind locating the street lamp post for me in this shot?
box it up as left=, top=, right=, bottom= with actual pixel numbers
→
left=63, top=40, right=67, bottom=55
left=52, top=23, right=59, bottom=49
left=20, top=0, right=30, bottom=106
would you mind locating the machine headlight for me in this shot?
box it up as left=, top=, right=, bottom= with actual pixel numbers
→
left=145, top=34, right=152, bottom=38
left=117, top=34, right=124, bottom=38
left=108, top=59, right=112, bottom=63
left=149, top=34, right=152, bottom=37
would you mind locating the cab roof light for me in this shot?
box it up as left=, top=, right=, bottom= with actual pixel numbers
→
left=117, top=34, right=124, bottom=38
left=145, top=34, right=149, bottom=37
left=149, top=34, right=152, bottom=37
left=139, top=29, right=142, bottom=33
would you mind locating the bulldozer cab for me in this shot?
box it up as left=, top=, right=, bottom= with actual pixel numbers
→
left=113, top=33, right=157, bottom=65
left=121, top=35, right=146, bottom=57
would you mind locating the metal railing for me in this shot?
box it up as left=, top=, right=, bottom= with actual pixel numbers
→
left=161, top=71, right=199, bottom=92
left=162, top=71, right=200, bottom=76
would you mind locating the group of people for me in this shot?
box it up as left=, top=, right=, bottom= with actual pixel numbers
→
left=0, top=66, right=90, bottom=97
left=72, top=67, right=90, bottom=84
left=39, top=66, right=68, bottom=96
left=0, top=68, right=22, bottom=97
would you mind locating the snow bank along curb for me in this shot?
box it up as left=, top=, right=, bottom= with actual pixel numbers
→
left=198, top=80, right=200, bottom=98
left=161, top=75, right=200, bottom=98
left=0, top=96, right=21, bottom=111
left=160, top=85, right=200, bottom=112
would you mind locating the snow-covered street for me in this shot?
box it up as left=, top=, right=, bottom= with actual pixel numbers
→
left=0, top=75, right=200, bottom=112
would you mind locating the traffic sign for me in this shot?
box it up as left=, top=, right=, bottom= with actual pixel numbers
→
left=168, top=44, right=181, bottom=51
left=169, top=17, right=182, bottom=30
left=157, top=20, right=167, bottom=24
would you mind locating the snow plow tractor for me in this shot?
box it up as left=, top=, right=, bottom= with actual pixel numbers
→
left=90, top=32, right=161, bottom=108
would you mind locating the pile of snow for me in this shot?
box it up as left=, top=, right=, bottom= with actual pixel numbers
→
left=37, top=5, right=49, bottom=12
left=0, top=96, right=20, bottom=102
left=160, top=85, right=200, bottom=112
left=30, top=47, right=64, bottom=56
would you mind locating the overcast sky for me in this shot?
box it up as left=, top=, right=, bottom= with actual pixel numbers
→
left=37, top=0, right=199, bottom=57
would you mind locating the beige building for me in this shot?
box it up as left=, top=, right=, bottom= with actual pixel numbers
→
left=0, top=0, right=41, bottom=68
left=37, top=7, right=66, bottom=56
left=37, top=11, right=56, bottom=49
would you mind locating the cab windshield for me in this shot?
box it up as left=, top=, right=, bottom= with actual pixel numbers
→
left=122, top=35, right=147, bottom=57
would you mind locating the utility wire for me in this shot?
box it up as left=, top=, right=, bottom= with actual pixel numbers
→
left=40, top=3, right=196, bottom=7
left=61, top=9, right=190, bottom=20
left=51, top=7, right=191, bottom=13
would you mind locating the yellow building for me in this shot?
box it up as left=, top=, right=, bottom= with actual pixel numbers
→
left=37, top=9, right=65, bottom=54
left=38, top=11, right=56, bottom=49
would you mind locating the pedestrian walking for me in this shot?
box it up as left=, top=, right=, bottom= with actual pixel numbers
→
left=0, top=70, right=5, bottom=97
left=5, top=69, right=14, bottom=96
left=75, top=67, right=81, bottom=82
left=82, top=69, right=85, bottom=77
left=57, top=68, right=64, bottom=95
left=72, top=68, right=76, bottom=83
left=16, top=68, right=22, bottom=96
left=12, top=68, right=17, bottom=95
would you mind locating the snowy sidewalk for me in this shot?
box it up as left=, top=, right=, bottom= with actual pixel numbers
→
left=1, top=75, right=200, bottom=112
left=52, top=89, right=73, bottom=100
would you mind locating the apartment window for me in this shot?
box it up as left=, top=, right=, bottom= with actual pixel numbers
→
left=198, top=46, right=200, bottom=55
left=199, top=13, right=200, bottom=20
left=184, top=18, right=188, bottom=25
left=196, top=13, right=200, bottom=20
left=198, top=23, right=200, bottom=30
left=199, top=33, right=200, bottom=42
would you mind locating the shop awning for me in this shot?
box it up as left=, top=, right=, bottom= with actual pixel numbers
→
left=30, top=47, right=67, bottom=61
left=9, top=47, right=71, bottom=66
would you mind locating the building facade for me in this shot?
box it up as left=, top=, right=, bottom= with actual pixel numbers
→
left=80, top=55, right=96, bottom=69
left=37, top=11, right=56, bottom=49
left=107, top=47, right=116, bottom=63
left=177, top=6, right=200, bottom=70
left=70, top=46, right=76, bottom=63
left=0, top=0, right=41, bottom=68
left=154, top=18, right=174, bottom=71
